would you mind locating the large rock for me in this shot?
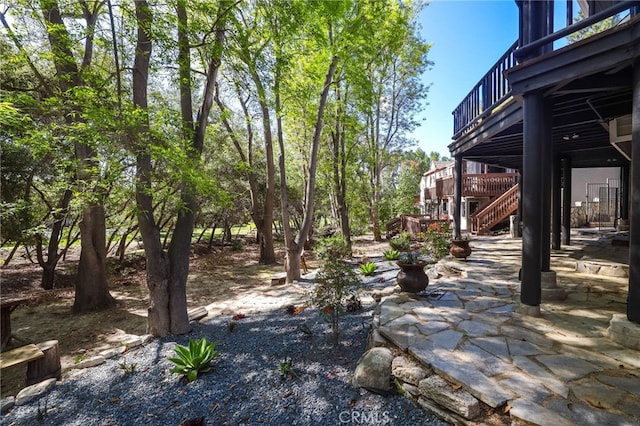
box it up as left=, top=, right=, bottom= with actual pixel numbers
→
left=352, top=347, right=394, bottom=395
left=391, top=355, right=429, bottom=386
left=15, top=378, right=57, bottom=406
left=418, top=375, right=480, bottom=420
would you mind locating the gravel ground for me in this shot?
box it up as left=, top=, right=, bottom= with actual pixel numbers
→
left=3, top=262, right=449, bottom=426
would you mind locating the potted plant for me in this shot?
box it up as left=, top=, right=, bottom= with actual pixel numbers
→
left=395, top=251, right=428, bottom=293
left=450, top=234, right=472, bottom=260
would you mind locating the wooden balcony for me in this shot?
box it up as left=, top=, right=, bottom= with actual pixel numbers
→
left=424, top=173, right=518, bottom=200
left=450, top=1, right=639, bottom=171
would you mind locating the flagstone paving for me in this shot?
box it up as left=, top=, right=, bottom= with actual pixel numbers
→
left=370, top=233, right=640, bottom=425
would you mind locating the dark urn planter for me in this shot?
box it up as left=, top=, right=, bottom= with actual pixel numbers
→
left=450, top=239, right=472, bottom=260
left=396, top=261, right=429, bottom=293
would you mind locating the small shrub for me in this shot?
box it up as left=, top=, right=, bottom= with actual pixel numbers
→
left=168, top=337, right=220, bottom=382
left=359, top=262, right=376, bottom=276
left=383, top=249, right=400, bottom=260
left=231, top=239, right=243, bottom=251
left=399, top=251, right=422, bottom=264
left=118, top=361, right=137, bottom=375
left=425, top=221, right=451, bottom=261
left=315, top=233, right=350, bottom=261
left=311, top=234, right=362, bottom=345
left=389, top=232, right=411, bottom=252
left=279, top=357, right=293, bottom=378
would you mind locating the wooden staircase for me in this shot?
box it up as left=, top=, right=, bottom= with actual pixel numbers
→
left=470, top=183, right=519, bottom=235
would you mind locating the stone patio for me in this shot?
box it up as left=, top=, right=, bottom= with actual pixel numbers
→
left=368, top=232, right=640, bottom=425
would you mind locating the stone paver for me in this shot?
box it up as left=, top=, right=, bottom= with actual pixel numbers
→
left=369, top=233, right=639, bottom=424
left=509, top=399, right=574, bottom=426
left=535, top=354, right=600, bottom=381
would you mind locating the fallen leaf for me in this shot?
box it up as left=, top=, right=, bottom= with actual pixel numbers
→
left=110, top=398, right=120, bottom=404
left=232, top=313, right=247, bottom=320
left=210, top=403, right=219, bottom=414
left=283, top=391, right=293, bottom=398
left=293, top=306, right=307, bottom=315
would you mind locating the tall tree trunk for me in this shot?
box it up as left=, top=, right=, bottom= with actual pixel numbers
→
left=73, top=205, right=115, bottom=312
left=131, top=0, right=170, bottom=335
left=332, top=81, right=352, bottom=253
left=132, top=0, right=229, bottom=336
left=285, top=56, right=339, bottom=281
left=34, top=189, right=72, bottom=289
left=40, top=0, right=114, bottom=307
left=251, top=71, right=277, bottom=265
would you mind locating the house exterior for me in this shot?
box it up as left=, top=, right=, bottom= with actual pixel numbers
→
left=420, top=159, right=519, bottom=234
left=448, top=0, right=639, bottom=323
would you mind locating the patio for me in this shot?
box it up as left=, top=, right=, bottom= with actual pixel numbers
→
left=370, top=231, right=639, bottom=425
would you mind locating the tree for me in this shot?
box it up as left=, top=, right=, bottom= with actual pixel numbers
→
left=1, top=0, right=116, bottom=309
left=353, top=1, right=431, bottom=241
left=131, top=0, right=230, bottom=336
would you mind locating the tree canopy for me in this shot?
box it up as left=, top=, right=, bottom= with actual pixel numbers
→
left=1, top=0, right=440, bottom=334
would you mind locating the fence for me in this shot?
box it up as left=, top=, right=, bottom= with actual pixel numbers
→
left=584, top=179, right=620, bottom=228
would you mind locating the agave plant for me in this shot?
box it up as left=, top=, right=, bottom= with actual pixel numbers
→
left=383, top=249, right=400, bottom=260
left=168, top=337, right=220, bottom=382
left=359, top=262, right=377, bottom=276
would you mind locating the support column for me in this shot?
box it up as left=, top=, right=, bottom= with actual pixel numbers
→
left=452, top=155, right=463, bottom=239
left=619, top=163, right=630, bottom=231
left=517, top=168, right=523, bottom=236
left=562, top=157, right=572, bottom=245
left=541, top=101, right=553, bottom=271
left=521, top=89, right=545, bottom=312
left=628, top=58, right=640, bottom=324
left=552, top=156, right=562, bottom=249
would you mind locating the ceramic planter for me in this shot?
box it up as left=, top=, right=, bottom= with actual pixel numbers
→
left=450, top=239, right=472, bottom=260
left=396, top=261, right=429, bottom=293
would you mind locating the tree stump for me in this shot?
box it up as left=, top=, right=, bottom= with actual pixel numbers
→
left=26, top=340, right=61, bottom=386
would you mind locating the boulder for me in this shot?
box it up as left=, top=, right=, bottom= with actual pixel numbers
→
left=352, top=347, right=394, bottom=395
left=15, top=378, right=57, bottom=406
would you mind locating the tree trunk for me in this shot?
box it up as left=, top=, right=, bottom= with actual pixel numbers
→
left=40, top=0, right=112, bottom=303
left=246, top=63, right=276, bottom=265
left=332, top=81, right=352, bottom=253
left=73, top=205, right=116, bottom=313
left=26, top=340, right=61, bottom=386
left=285, top=56, right=339, bottom=281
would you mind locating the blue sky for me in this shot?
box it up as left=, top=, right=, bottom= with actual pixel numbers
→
left=412, top=0, right=520, bottom=157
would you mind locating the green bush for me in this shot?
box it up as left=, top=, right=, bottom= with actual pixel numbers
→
left=389, top=232, right=411, bottom=252
left=168, top=337, right=220, bottom=382
left=315, top=233, right=350, bottom=261
left=311, top=233, right=361, bottom=345
left=359, top=262, right=376, bottom=276
left=311, top=261, right=362, bottom=345
left=424, top=221, right=451, bottom=261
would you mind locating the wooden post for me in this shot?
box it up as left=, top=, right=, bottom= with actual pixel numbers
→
left=562, top=157, right=572, bottom=245
left=628, top=57, right=640, bottom=324
left=521, top=89, right=544, bottom=311
left=552, top=156, right=562, bottom=250
left=26, top=340, right=61, bottom=386
left=452, top=155, right=463, bottom=239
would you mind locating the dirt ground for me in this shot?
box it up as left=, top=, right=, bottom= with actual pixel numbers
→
left=0, top=236, right=386, bottom=398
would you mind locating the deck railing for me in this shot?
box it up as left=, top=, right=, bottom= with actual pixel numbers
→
left=471, top=183, right=520, bottom=235
left=452, top=41, right=518, bottom=139
left=452, top=1, right=639, bottom=139
left=424, top=173, right=519, bottom=199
